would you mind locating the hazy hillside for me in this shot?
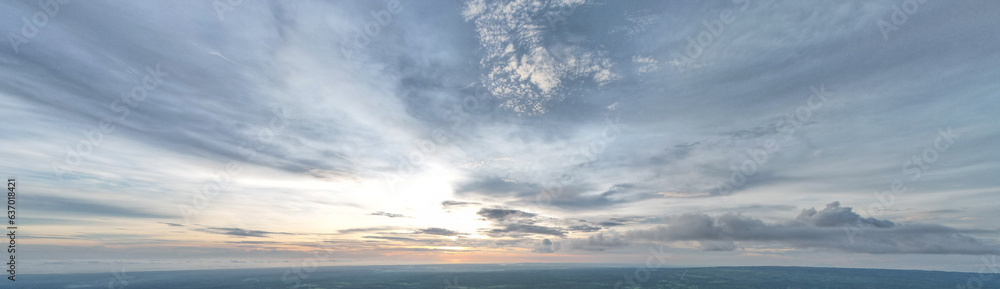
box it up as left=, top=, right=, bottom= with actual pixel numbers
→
left=14, top=265, right=999, bottom=288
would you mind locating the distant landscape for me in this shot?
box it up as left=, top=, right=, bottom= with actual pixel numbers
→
left=15, top=265, right=1000, bottom=288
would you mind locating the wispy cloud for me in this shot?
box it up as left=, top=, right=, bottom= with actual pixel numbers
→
left=193, top=227, right=293, bottom=238
left=370, top=211, right=407, bottom=218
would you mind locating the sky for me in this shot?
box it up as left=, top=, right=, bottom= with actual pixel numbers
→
left=1, top=0, right=999, bottom=275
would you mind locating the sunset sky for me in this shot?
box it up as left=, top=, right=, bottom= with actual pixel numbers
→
left=1, top=0, right=998, bottom=274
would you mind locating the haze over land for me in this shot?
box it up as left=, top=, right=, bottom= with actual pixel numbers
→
left=12, top=265, right=1000, bottom=289
left=0, top=0, right=998, bottom=275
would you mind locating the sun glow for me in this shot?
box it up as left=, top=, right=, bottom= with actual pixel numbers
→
left=389, top=163, right=491, bottom=235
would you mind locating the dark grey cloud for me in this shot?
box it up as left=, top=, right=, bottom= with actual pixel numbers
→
left=417, top=228, right=462, bottom=236
left=476, top=207, right=537, bottom=221
left=475, top=206, right=582, bottom=238
left=488, top=224, right=566, bottom=238
left=567, top=225, right=602, bottom=232
left=29, top=195, right=171, bottom=219
left=598, top=221, right=624, bottom=227
left=459, top=178, right=543, bottom=198
left=370, top=211, right=407, bottom=218
left=460, top=178, right=648, bottom=210
left=626, top=202, right=997, bottom=255
left=362, top=236, right=440, bottom=244
left=796, top=201, right=894, bottom=228
left=441, top=200, right=480, bottom=208
left=596, top=216, right=657, bottom=228
left=648, top=143, right=697, bottom=166
left=568, top=233, right=629, bottom=252
left=548, top=183, right=665, bottom=210
left=22, top=235, right=83, bottom=240
left=337, top=227, right=402, bottom=234
left=159, top=222, right=184, bottom=227
left=193, top=227, right=291, bottom=238
left=532, top=238, right=561, bottom=253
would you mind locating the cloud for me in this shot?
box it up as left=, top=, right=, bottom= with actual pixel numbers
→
left=225, top=241, right=280, bottom=245
left=305, top=168, right=362, bottom=183
left=30, top=195, right=171, bottom=219
left=337, top=227, right=403, bottom=234
left=370, top=211, right=407, bottom=218
left=532, top=238, right=561, bottom=253
left=626, top=202, right=997, bottom=255
left=363, top=236, right=440, bottom=244
left=458, top=178, right=543, bottom=198
left=567, top=232, right=628, bottom=251
left=476, top=207, right=537, bottom=221
left=441, top=200, right=481, bottom=208
left=632, top=55, right=660, bottom=74
left=699, top=240, right=738, bottom=251
left=364, top=236, right=418, bottom=242
left=3, top=0, right=1000, bottom=273
left=598, top=221, right=625, bottom=227
left=488, top=224, right=566, bottom=238
left=458, top=178, right=647, bottom=210
left=463, top=0, right=618, bottom=114
left=474, top=207, right=576, bottom=237
left=796, top=201, right=894, bottom=228
left=417, top=228, right=462, bottom=236
left=567, top=224, right=602, bottom=232
left=193, top=227, right=292, bottom=238
left=596, top=216, right=659, bottom=228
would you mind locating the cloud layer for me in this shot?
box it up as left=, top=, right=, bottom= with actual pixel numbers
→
left=626, top=202, right=997, bottom=255
left=1, top=0, right=998, bottom=273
